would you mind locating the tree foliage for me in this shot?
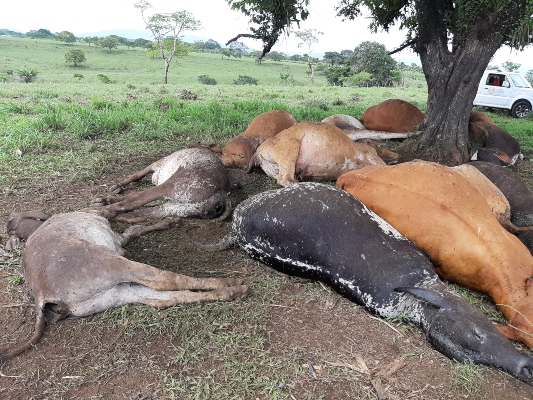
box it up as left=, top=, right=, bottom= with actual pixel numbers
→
left=57, top=31, right=76, bottom=44
left=350, top=41, right=399, bottom=87
left=97, top=36, right=120, bottom=52
left=27, top=28, right=54, bottom=39
left=526, top=69, right=533, bottom=86
left=226, top=0, right=310, bottom=59
left=135, top=1, right=201, bottom=84
left=502, top=60, right=521, bottom=72
left=295, top=28, right=322, bottom=85
left=65, top=49, right=86, bottom=67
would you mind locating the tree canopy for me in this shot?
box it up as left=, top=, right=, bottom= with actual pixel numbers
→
left=64, top=49, right=86, bottom=67
left=350, top=41, right=399, bottom=86
left=57, top=31, right=76, bottom=44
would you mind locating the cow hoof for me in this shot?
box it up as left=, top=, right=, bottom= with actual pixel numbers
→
left=110, top=184, right=123, bottom=194
left=90, top=198, right=107, bottom=207
left=218, top=284, right=249, bottom=300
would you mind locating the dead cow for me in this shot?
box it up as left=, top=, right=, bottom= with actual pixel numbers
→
left=469, top=160, right=533, bottom=228
left=249, top=122, right=386, bottom=186
left=1, top=211, right=247, bottom=360
left=321, top=114, right=400, bottom=164
left=469, top=111, right=522, bottom=166
left=83, top=147, right=235, bottom=223
left=337, top=161, right=533, bottom=349
left=220, top=110, right=297, bottom=169
left=359, top=99, right=425, bottom=133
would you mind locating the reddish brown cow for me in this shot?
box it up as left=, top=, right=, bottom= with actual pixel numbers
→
left=337, top=161, right=533, bottom=349
left=359, top=99, right=424, bottom=133
left=220, top=110, right=297, bottom=169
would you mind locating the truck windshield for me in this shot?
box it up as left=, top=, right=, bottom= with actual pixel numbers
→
left=509, top=73, right=532, bottom=88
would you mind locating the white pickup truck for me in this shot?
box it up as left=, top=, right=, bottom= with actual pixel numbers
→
left=473, top=69, right=533, bottom=118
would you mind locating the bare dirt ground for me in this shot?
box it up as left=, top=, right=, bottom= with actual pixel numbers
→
left=1, top=141, right=533, bottom=399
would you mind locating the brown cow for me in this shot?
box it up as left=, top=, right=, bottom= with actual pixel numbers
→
left=1, top=211, right=247, bottom=359
left=469, top=111, right=522, bottom=166
left=337, top=161, right=533, bottom=349
left=220, top=110, right=297, bottom=169
left=82, top=147, right=235, bottom=223
left=359, top=99, right=425, bottom=133
left=249, top=122, right=386, bottom=186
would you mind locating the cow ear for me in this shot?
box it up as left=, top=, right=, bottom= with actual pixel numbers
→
left=395, top=286, right=452, bottom=310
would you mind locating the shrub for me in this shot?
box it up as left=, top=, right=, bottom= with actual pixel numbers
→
left=74, top=73, right=84, bottom=80
left=179, top=89, right=198, bottom=100
left=97, top=74, right=114, bottom=84
left=233, top=75, right=258, bottom=85
left=198, top=74, right=217, bottom=85
left=18, top=69, right=38, bottom=83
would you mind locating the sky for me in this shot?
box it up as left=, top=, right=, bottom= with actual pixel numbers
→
left=1, top=0, right=532, bottom=72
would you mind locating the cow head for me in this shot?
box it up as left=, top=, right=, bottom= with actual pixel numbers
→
left=396, top=286, right=533, bottom=384
left=5, top=211, right=52, bottom=250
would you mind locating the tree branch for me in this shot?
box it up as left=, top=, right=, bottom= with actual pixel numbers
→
left=225, top=33, right=262, bottom=46
left=388, top=38, right=417, bottom=55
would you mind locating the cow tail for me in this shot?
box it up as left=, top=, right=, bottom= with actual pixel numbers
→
left=0, top=305, right=46, bottom=361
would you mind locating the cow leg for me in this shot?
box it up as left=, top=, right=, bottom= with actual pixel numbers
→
left=109, top=163, right=160, bottom=194
left=90, top=194, right=133, bottom=207
left=119, top=218, right=181, bottom=245
left=81, top=180, right=174, bottom=219
left=70, top=282, right=248, bottom=317
left=105, top=255, right=244, bottom=291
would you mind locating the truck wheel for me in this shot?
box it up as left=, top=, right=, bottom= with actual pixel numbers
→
left=510, top=100, right=531, bottom=118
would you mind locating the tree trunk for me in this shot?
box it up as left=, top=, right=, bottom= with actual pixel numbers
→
left=415, top=0, right=503, bottom=165
left=163, top=59, right=171, bottom=84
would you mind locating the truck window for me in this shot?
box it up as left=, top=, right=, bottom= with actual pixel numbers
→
left=509, top=73, right=531, bottom=88
left=486, top=74, right=503, bottom=86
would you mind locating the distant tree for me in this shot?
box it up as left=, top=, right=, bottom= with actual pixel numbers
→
left=97, top=36, right=120, bottom=52
left=231, top=49, right=242, bottom=58
left=134, top=38, right=152, bottom=49
left=191, top=40, right=205, bottom=51
left=340, top=49, right=353, bottom=58
left=525, top=70, right=533, bottom=86
left=295, top=29, right=323, bottom=86
left=57, top=31, right=76, bottom=44
left=265, top=51, right=285, bottom=61
left=135, top=0, right=201, bottom=84
left=148, top=39, right=189, bottom=61
left=279, top=66, right=293, bottom=85
left=220, top=48, right=232, bottom=59
left=502, top=60, right=521, bottom=72
left=324, top=65, right=351, bottom=86
left=27, top=28, right=54, bottom=39
left=323, top=51, right=344, bottom=66
left=229, top=41, right=249, bottom=54
left=83, top=37, right=95, bottom=46
left=204, top=39, right=221, bottom=51
left=65, top=49, right=86, bottom=66
left=350, top=41, right=398, bottom=87
left=290, top=54, right=305, bottom=62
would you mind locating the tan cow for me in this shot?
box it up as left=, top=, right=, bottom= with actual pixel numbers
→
left=336, top=161, right=533, bottom=349
left=359, top=99, right=425, bottom=133
left=249, top=122, right=386, bottom=186
left=1, top=211, right=247, bottom=359
left=220, top=110, right=297, bottom=169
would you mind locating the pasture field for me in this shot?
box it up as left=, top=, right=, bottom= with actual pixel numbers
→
left=1, top=35, right=533, bottom=399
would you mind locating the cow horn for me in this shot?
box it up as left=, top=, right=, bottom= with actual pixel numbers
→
left=395, top=287, right=453, bottom=310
